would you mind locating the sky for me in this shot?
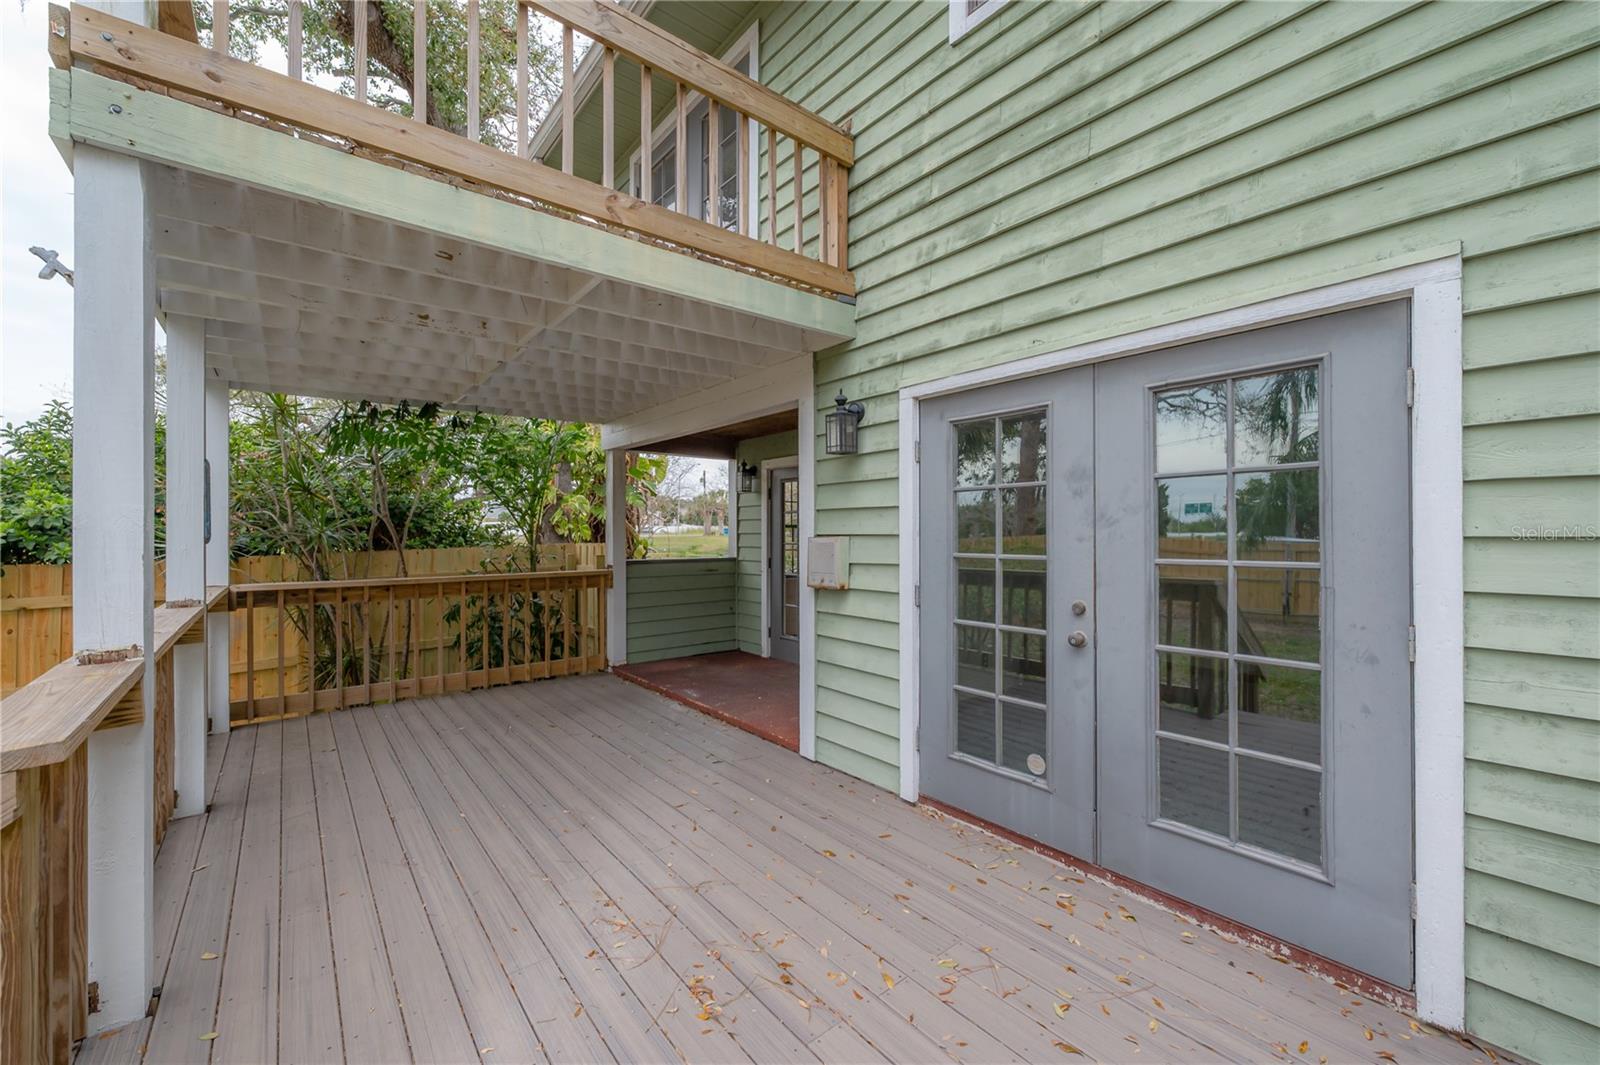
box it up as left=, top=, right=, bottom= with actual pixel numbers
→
left=2, top=0, right=80, bottom=427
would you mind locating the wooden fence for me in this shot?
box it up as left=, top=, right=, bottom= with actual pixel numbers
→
left=1, top=544, right=605, bottom=698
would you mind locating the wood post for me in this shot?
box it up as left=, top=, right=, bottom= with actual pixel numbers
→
left=204, top=373, right=231, bottom=734
left=163, top=315, right=207, bottom=819
left=605, top=449, right=628, bottom=667
left=72, top=143, right=156, bottom=1033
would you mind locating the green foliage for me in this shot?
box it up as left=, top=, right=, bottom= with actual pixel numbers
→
left=1, top=401, right=75, bottom=564
left=207, top=0, right=560, bottom=151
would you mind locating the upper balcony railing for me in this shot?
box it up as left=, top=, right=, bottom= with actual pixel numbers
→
left=51, top=1, right=854, bottom=297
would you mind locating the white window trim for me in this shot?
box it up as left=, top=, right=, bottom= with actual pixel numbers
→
left=896, top=250, right=1465, bottom=1029
left=949, top=0, right=1008, bottom=44
left=627, top=23, right=760, bottom=233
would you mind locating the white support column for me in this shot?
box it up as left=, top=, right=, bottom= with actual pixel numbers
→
left=73, top=144, right=157, bottom=1032
left=797, top=365, right=817, bottom=762
left=605, top=447, right=629, bottom=666
left=165, top=314, right=207, bottom=818
left=204, top=371, right=231, bottom=735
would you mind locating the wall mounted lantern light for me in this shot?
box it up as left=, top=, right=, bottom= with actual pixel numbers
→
left=825, top=390, right=866, bottom=455
left=738, top=462, right=760, bottom=495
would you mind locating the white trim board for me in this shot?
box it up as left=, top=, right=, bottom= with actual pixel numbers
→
left=896, top=252, right=1465, bottom=1028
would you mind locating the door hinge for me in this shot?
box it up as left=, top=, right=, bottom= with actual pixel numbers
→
left=1410, top=882, right=1418, bottom=920
left=87, top=980, right=99, bottom=1015
left=913, top=440, right=921, bottom=464
left=1407, top=624, right=1417, bottom=663
left=914, top=583, right=921, bottom=608
left=1406, top=366, right=1416, bottom=408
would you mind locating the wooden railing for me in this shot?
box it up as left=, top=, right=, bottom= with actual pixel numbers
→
left=1, top=589, right=221, bottom=1064
left=230, top=568, right=611, bottom=725
left=54, top=1, right=854, bottom=296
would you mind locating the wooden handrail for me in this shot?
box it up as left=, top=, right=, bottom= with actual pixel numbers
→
left=0, top=655, right=143, bottom=773
left=62, top=2, right=854, bottom=295
left=529, top=0, right=853, bottom=166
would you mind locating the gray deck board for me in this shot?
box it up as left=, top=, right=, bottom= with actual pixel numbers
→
left=113, top=675, right=1502, bottom=1064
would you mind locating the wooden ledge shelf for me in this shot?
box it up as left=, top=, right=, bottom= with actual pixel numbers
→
left=152, top=601, right=207, bottom=658
left=0, top=654, right=144, bottom=772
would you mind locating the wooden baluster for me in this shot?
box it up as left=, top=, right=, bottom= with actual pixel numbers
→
left=830, top=153, right=850, bottom=268
left=516, top=1, right=529, bottom=157
left=334, top=587, right=344, bottom=710
left=601, top=48, right=615, bottom=188
left=596, top=573, right=608, bottom=669
left=434, top=582, right=445, bottom=693
left=413, top=0, right=427, bottom=123
left=639, top=65, right=653, bottom=201
left=767, top=126, right=777, bottom=244
left=275, top=589, right=286, bottom=717
left=245, top=589, right=255, bottom=722
left=737, top=109, right=750, bottom=236
left=563, top=581, right=574, bottom=674
left=353, top=0, right=367, bottom=103
left=362, top=583, right=372, bottom=695
left=467, top=0, right=480, bottom=142
left=286, top=0, right=302, bottom=79
left=561, top=25, right=575, bottom=173
left=458, top=580, right=467, bottom=689
left=213, top=0, right=229, bottom=54
left=675, top=82, right=688, bottom=215
left=793, top=139, right=804, bottom=255
left=307, top=587, right=316, bottom=711
left=500, top=580, right=511, bottom=682
left=708, top=99, right=721, bottom=227
left=473, top=582, right=486, bottom=681
left=387, top=586, right=396, bottom=694
left=819, top=156, right=831, bottom=262
left=542, top=579, right=554, bottom=672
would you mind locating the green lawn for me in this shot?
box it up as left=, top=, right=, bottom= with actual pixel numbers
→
left=643, top=531, right=730, bottom=559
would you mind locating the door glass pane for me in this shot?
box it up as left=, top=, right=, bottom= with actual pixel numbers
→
left=1150, top=363, right=1326, bottom=867
left=956, top=625, right=995, bottom=692
left=1235, top=470, right=1320, bottom=562
left=1158, top=738, right=1229, bottom=839
left=1000, top=412, right=1047, bottom=483
left=1000, top=560, right=1046, bottom=629
left=1234, top=368, right=1320, bottom=466
left=1156, top=651, right=1228, bottom=744
left=1156, top=565, right=1226, bottom=651
left=955, top=559, right=994, bottom=622
left=950, top=410, right=1047, bottom=780
left=1155, top=382, right=1227, bottom=473
left=1237, top=662, right=1321, bottom=764
left=1000, top=486, right=1045, bottom=554
left=954, top=420, right=996, bottom=486
left=1237, top=569, right=1320, bottom=663
left=1157, top=475, right=1227, bottom=555
left=1237, top=756, right=1322, bottom=865
left=1001, top=701, right=1047, bottom=775
left=956, top=691, right=997, bottom=761
left=1001, top=631, right=1045, bottom=702
left=956, top=490, right=996, bottom=552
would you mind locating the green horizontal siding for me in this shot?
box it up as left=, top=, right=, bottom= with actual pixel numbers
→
left=752, top=0, right=1600, bottom=1054
left=625, top=559, right=737, bottom=663
left=733, top=431, right=799, bottom=653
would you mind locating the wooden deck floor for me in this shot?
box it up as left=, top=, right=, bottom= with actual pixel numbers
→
left=80, top=675, right=1503, bottom=1064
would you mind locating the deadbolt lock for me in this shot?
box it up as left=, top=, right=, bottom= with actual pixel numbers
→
left=1067, top=631, right=1088, bottom=648
left=1071, top=600, right=1087, bottom=616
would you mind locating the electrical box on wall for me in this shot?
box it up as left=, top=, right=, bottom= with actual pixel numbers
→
left=807, top=536, right=851, bottom=590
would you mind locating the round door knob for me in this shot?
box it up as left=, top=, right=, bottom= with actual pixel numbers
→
left=1067, top=631, right=1088, bottom=648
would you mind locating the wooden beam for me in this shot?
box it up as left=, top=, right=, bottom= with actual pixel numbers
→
left=65, top=7, right=856, bottom=297
left=561, top=23, right=574, bottom=173
left=601, top=47, right=615, bottom=188
left=413, top=0, right=426, bottom=122
left=528, top=0, right=853, bottom=166
left=516, top=1, right=529, bottom=155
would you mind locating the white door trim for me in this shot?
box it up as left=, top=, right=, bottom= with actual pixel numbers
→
left=897, top=251, right=1464, bottom=1028
left=759, top=456, right=799, bottom=660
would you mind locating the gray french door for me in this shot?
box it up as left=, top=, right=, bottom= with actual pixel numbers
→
left=769, top=468, right=800, bottom=663
left=920, top=303, right=1414, bottom=986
